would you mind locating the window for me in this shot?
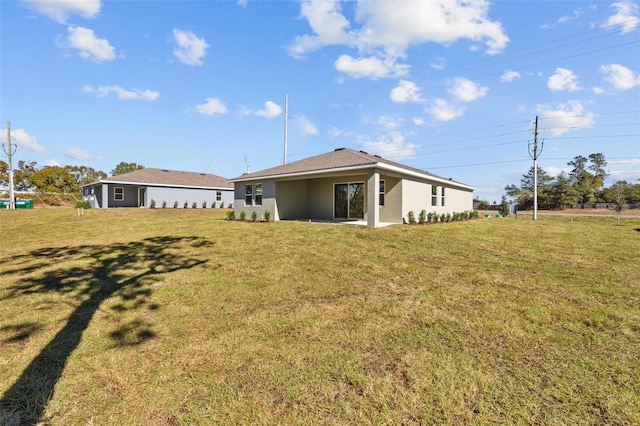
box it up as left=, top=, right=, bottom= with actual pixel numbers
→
left=379, top=180, right=385, bottom=206
left=245, top=184, right=253, bottom=206
left=114, top=187, right=124, bottom=201
left=431, top=185, right=438, bottom=206
left=255, top=183, right=262, bottom=206
left=216, top=191, right=222, bottom=201
left=441, top=187, right=446, bottom=207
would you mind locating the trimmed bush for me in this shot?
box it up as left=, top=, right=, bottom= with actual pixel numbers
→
left=220, top=202, right=225, bottom=208
left=251, top=211, right=258, bottom=222
left=239, top=210, right=246, bottom=221
left=212, top=201, right=216, bottom=208
left=192, top=202, right=197, bottom=209
left=75, top=200, right=91, bottom=209
left=407, top=211, right=416, bottom=225
left=184, top=201, right=188, bottom=209
left=162, top=201, right=167, bottom=209
left=226, top=210, right=235, bottom=220
left=173, top=201, right=178, bottom=209
left=418, top=210, right=426, bottom=224
left=150, top=199, right=156, bottom=209
left=264, top=210, right=271, bottom=222
left=202, top=201, right=207, bottom=209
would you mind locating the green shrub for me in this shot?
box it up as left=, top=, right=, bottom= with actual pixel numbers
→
left=427, top=212, right=434, bottom=223
left=251, top=211, right=258, bottom=222
left=220, top=202, right=225, bottom=208
left=150, top=199, right=156, bottom=209
left=75, top=200, right=91, bottom=209
left=184, top=201, right=188, bottom=209
left=226, top=210, right=235, bottom=220
left=264, top=210, right=271, bottom=222
left=162, top=201, right=167, bottom=209
left=440, top=213, right=446, bottom=223
left=239, top=210, right=246, bottom=221
left=173, top=201, right=178, bottom=209
left=202, top=201, right=207, bottom=209
left=212, top=201, right=216, bottom=208
left=192, top=202, right=197, bottom=209
left=418, top=210, right=426, bottom=224
left=446, top=213, right=451, bottom=222
left=407, top=211, right=416, bottom=225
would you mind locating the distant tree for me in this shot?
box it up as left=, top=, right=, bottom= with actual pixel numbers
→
left=612, top=182, right=626, bottom=226
left=65, top=165, right=107, bottom=186
left=30, top=166, right=79, bottom=193
left=568, top=154, right=608, bottom=204
left=111, top=162, right=144, bottom=176
left=588, top=153, right=608, bottom=190
left=504, top=184, right=529, bottom=206
left=549, top=172, right=579, bottom=209
left=13, top=160, right=38, bottom=192
left=0, top=160, right=8, bottom=186
left=498, top=195, right=510, bottom=217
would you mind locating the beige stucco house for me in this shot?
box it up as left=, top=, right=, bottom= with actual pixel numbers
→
left=230, top=148, right=475, bottom=227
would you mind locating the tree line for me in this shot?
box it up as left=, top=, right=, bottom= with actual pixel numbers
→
left=503, top=153, right=640, bottom=209
left=0, top=161, right=144, bottom=194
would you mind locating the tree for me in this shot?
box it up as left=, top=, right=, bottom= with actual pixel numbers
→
left=588, top=153, right=608, bottom=190
left=549, top=172, right=579, bottom=209
left=29, top=166, right=79, bottom=193
left=612, top=182, right=626, bottom=225
left=111, top=162, right=144, bottom=176
left=65, top=165, right=107, bottom=186
left=498, top=195, right=510, bottom=217
left=13, top=160, right=38, bottom=192
left=568, top=153, right=608, bottom=204
left=0, top=160, right=8, bottom=186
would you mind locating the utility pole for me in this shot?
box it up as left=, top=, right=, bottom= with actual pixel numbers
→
left=528, top=116, right=543, bottom=221
left=2, top=121, right=16, bottom=209
left=283, top=94, right=288, bottom=164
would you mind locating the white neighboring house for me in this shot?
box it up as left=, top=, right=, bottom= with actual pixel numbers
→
left=82, top=168, right=233, bottom=209
left=230, top=148, right=475, bottom=227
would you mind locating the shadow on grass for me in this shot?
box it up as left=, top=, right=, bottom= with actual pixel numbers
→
left=0, top=236, right=213, bottom=425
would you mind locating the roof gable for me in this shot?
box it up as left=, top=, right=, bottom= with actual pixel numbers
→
left=87, top=168, right=232, bottom=189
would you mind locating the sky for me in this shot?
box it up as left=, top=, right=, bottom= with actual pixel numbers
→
left=1, top=0, right=639, bottom=202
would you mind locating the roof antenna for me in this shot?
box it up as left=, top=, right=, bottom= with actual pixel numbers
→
left=244, top=154, right=250, bottom=174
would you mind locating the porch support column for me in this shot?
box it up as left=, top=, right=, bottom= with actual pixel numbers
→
left=102, top=184, right=109, bottom=209
left=367, top=169, right=380, bottom=228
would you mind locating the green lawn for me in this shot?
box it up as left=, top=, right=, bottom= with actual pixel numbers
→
left=1, top=208, right=639, bottom=425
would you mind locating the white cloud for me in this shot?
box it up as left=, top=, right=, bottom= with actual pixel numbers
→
left=20, top=0, right=101, bottom=23
left=390, top=80, right=423, bottom=103
left=428, top=99, right=464, bottom=122
left=361, top=131, right=417, bottom=159
left=1, top=128, right=46, bottom=153
left=64, top=147, right=92, bottom=160
left=288, top=0, right=509, bottom=79
left=83, top=85, right=159, bottom=101
left=592, top=86, right=605, bottom=95
left=334, top=54, right=409, bottom=79
left=412, top=117, right=425, bottom=126
left=172, top=29, right=209, bottom=66
left=448, top=77, right=488, bottom=102
left=601, top=1, right=640, bottom=33
left=600, top=64, right=640, bottom=90
left=430, top=56, right=446, bottom=70
left=547, top=67, right=581, bottom=92
left=44, top=159, right=60, bottom=167
left=609, top=158, right=640, bottom=167
left=58, top=26, right=115, bottom=62
left=501, top=70, right=521, bottom=83
left=558, top=8, right=584, bottom=24
left=537, top=100, right=595, bottom=136
left=299, top=115, right=318, bottom=135
left=194, top=98, right=228, bottom=116
left=256, top=101, right=282, bottom=118
left=377, top=115, right=402, bottom=130
left=237, top=0, right=248, bottom=7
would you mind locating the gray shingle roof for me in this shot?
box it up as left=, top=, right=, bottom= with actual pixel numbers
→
left=231, top=148, right=471, bottom=188
left=87, top=168, right=232, bottom=189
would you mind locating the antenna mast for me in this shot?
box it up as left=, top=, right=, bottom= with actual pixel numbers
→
left=283, top=94, right=288, bottom=164
left=528, top=116, right=543, bottom=221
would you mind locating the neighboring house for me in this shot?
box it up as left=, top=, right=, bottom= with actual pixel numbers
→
left=230, top=147, right=475, bottom=227
left=82, top=168, right=233, bottom=209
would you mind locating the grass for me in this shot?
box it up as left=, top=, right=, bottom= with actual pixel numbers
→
left=1, top=208, right=639, bottom=425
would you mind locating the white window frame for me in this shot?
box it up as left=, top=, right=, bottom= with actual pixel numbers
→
left=255, top=183, right=263, bottom=206
left=114, top=186, right=124, bottom=201
left=216, top=191, right=222, bottom=202
left=441, top=187, right=446, bottom=207
left=245, top=184, right=253, bottom=206
left=431, top=185, right=438, bottom=207
left=379, top=180, right=385, bottom=206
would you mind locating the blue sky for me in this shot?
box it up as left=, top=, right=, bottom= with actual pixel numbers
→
left=1, top=0, right=638, bottom=202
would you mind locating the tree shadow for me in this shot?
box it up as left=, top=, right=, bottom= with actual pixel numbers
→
left=0, top=235, right=213, bottom=425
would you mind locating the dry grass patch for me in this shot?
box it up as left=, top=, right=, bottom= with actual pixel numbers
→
left=1, top=209, right=639, bottom=424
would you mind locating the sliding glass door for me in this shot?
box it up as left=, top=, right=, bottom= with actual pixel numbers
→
left=334, top=182, right=364, bottom=220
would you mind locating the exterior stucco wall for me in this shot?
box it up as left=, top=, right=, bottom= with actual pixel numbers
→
left=379, top=175, right=402, bottom=223
left=146, top=186, right=233, bottom=208
left=401, top=179, right=474, bottom=221
left=234, top=180, right=278, bottom=220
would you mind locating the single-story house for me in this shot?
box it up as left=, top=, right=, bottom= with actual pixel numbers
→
left=81, top=168, right=234, bottom=209
left=230, top=147, right=475, bottom=227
